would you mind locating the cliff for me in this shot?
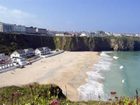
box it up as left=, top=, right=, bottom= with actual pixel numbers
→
left=0, top=32, right=140, bottom=54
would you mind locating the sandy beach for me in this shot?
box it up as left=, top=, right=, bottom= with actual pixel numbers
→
left=0, top=51, right=99, bottom=101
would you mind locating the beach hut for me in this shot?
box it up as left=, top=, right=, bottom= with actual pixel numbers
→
left=24, top=48, right=35, bottom=57
left=10, top=50, right=26, bottom=58
left=12, top=57, right=27, bottom=67
left=35, top=47, right=51, bottom=56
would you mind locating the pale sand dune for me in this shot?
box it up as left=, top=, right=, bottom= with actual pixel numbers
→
left=0, top=51, right=99, bottom=101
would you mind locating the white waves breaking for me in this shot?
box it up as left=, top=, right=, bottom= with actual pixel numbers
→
left=120, top=65, right=124, bottom=69
left=113, top=56, right=119, bottom=60
left=77, top=52, right=113, bottom=101
left=122, top=79, right=125, bottom=83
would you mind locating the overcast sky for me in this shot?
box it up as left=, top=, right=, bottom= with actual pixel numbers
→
left=0, top=0, right=140, bottom=33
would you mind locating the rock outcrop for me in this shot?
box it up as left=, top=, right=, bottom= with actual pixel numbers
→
left=0, top=33, right=140, bottom=54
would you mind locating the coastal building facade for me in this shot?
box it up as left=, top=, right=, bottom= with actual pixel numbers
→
left=12, top=57, right=27, bottom=67
left=26, top=27, right=37, bottom=34
left=36, top=28, right=47, bottom=34
left=2, top=21, right=139, bottom=37
left=24, top=48, right=35, bottom=57
left=10, top=50, right=26, bottom=58
left=13, top=25, right=26, bottom=33
left=55, top=33, right=65, bottom=36
left=0, top=22, right=14, bottom=33
left=0, top=22, right=3, bottom=32
left=47, top=30, right=56, bottom=36
left=35, top=47, right=51, bottom=56
left=80, top=32, right=90, bottom=37
left=0, top=53, right=10, bottom=64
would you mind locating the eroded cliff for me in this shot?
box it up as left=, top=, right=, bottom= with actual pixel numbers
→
left=0, top=33, right=140, bottom=54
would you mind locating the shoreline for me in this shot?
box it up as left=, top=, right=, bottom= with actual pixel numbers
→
left=0, top=51, right=100, bottom=101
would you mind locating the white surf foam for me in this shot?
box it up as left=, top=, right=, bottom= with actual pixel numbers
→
left=78, top=81, right=104, bottom=101
left=78, top=52, right=113, bottom=101
left=113, top=56, right=119, bottom=60
left=122, top=79, right=125, bottom=83
left=120, top=65, right=124, bottom=69
left=100, top=52, right=111, bottom=57
left=86, top=71, right=104, bottom=81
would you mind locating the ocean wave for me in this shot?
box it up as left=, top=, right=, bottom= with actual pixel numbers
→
left=113, top=56, right=119, bottom=60
left=78, top=81, right=104, bottom=101
left=120, top=65, right=124, bottom=69
left=122, top=79, right=125, bottom=83
left=86, top=71, right=104, bottom=83
left=78, top=52, right=113, bottom=101
left=100, top=52, right=111, bottom=57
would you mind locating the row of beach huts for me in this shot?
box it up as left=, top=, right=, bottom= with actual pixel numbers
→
left=0, top=47, right=63, bottom=73
left=10, top=47, right=51, bottom=58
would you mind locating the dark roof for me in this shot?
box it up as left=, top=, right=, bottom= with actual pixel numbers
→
left=37, top=47, right=50, bottom=51
left=16, top=49, right=25, bottom=54
left=24, top=48, right=34, bottom=52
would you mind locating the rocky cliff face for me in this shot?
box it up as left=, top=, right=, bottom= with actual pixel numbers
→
left=53, top=36, right=140, bottom=51
left=0, top=33, right=140, bottom=54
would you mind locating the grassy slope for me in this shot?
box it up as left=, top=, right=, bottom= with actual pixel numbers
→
left=0, top=83, right=137, bottom=105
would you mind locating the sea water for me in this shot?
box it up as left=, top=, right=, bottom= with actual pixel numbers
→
left=78, top=51, right=140, bottom=101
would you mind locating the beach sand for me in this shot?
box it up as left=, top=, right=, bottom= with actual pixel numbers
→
left=0, top=51, right=99, bottom=101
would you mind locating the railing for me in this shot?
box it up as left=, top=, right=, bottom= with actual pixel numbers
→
left=41, top=50, right=64, bottom=58
left=0, top=63, right=16, bottom=73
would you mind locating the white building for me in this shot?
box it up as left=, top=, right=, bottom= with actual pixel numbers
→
left=35, top=47, right=51, bottom=56
left=36, top=28, right=47, bottom=34
left=113, top=33, right=122, bottom=36
left=80, top=32, right=90, bottom=37
left=12, top=57, right=27, bottom=67
left=105, top=32, right=113, bottom=36
left=10, top=50, right=26, bottom=58
left=0, top=22, right=26, bottom=33
left=0, top=22, right=14, bottom=33
left=135, top=34, right=140, bottom=37
left=55, top=33, right=65, bottom=36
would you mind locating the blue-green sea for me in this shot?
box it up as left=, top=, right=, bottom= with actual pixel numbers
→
left=104, top=51, right=140, bottom=98
left=78, top=51, right=140, bottom=100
